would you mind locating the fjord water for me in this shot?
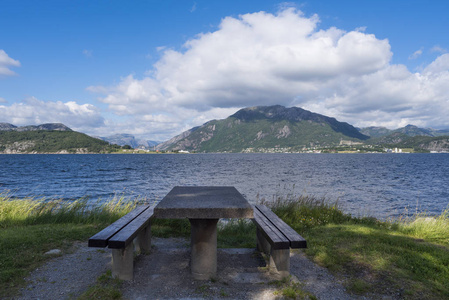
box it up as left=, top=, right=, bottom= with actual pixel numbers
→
left=1, top=153, right=448, bottom=219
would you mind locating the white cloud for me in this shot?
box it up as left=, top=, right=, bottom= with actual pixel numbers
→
left=303, top=62, right=449, bottom=129
left=0, top=97, right=7, bottom=103
left=0, top=50, right=21, bottom=77
left=409, top=49, right=423, bottom=60
left=190, top=2, right=197, bottom=13
left=423, top=53, right=449, bottom=73
left=431, top=45, right=447, bottom=54
left=0, top=97, right=105, bottom=133
left=87, top=8, right=449, bottom=140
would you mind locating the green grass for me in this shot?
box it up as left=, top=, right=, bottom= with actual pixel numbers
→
left=78, top=270, right=122, bottom=300
left=218, top=219, right=256, bottom=248
left=2, top=191, right=448, bottom=299
left=150, top=218, right=191, bottom=238
left=268, top=195, right=449, bottom=299
left=271, top=276, right=317, bottom=299
left=0, top=193, right=255, bottom=298
left=150, top=218, right=257, bottom=248
left=0, top=193, right=137, bottom=298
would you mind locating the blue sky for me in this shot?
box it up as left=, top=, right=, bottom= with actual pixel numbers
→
left=1, top=0, right=448, bottom=141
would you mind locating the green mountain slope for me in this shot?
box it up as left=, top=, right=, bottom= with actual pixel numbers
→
left=360, top=124, right=449, bottom=138
left=156, top=105, right=369, bottom=152
left=0, top=130, right=120, bottom=153
left=358, top=126, right=393, bottom=138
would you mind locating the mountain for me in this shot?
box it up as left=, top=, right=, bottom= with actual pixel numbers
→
left=358, top=126, right=393, bottom=138
left=101, top=134, right=140, bottom=148
left=393, top=125, right=435, bottom=137
left=145, top=140, right=160, bottom=147
left=363, top=125, right=449, bottom=147
left=0, top=123, right=17, bottom=130
left=154, top=126, right=200, bottom=151
left=0, top=123, right=72, bottom=132
left=360, top=124, right=449, bottom=139
left=0, top=123, right=120, bottom=154
left=395, top=125, right=449, bottom=137
left=156, top=105, right=369, bottom=152
left=100, top=134, right=160, bottom=149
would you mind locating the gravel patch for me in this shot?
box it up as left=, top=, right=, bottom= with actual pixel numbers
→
left=290, top=250, right=362, bottom=300
left=16, top=242, right=110, bottom=299
left=14, top=238, right=368, bottom=299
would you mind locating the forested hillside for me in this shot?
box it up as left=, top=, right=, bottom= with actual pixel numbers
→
left=0, top=131, right=121, bottom=153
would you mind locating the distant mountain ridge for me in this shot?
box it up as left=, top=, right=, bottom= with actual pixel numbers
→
left=2, top=114, right=448, bottom=153
left=0, top=123, right=72, bottom=132
left=360, top=125, right=449, bottom=138
left=99, top=133, right=160, bottom=149
left=156, top=105, right=369, bottom=152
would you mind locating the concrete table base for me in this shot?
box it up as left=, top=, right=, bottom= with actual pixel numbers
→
left=190, top=218, right=218, bottom=280
left=154, top=186, right=254, bottom=280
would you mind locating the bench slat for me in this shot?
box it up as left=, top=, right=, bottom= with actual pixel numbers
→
left=255, top=205, right=307, bottom=248
left=108, top=208, right=154, bottom=249
left=88, top=205, right=150, bottom=248
left=253, top=208, right=290, bottom=249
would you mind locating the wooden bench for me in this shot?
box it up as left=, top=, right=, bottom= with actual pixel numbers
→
left=88, top=205, right=154, bottom=280
left=252, top=204, right=307, bottom=277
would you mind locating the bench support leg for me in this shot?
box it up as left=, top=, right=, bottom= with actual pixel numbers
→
left=135, top=223, right=152, bottom=254
left=257, top=228, right=290, bottom=277
left=256, top=228, right=271, bottom=255
left=189, top=218, right=218, bottom=280
left=111, top=244, right=134, bottom=281
left=270, top=249, right=290, bottom=278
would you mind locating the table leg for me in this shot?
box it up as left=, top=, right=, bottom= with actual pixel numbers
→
left=189, top=218, right=218, bottom=280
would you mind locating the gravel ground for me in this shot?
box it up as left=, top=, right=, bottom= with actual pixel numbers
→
left=15, top=241, right=111, bottom=299
left=14, top=238, right=368, bottom=300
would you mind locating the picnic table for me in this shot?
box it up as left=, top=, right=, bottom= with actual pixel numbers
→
left=154, top=186, right=254, bottom=280
left=89, top=185, right=306, bottom=281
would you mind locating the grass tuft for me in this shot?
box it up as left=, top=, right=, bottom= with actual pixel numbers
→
left=0, top=192, right=137, bottom=228
left=271, top=276, right=316, bottom=299
left=397, top=207, right=449, bottom=245
left=78, top=270, right=122, bottom=300
left=265, top=194, right=350, bottom=231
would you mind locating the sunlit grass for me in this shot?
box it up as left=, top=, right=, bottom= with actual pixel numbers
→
left=2, top=190, right=448, bottom=299
left=0, top=192, right=138, bottom=298
left=267, top=194, right=449, bottom=299
left=0, top=192, right=138, bottom=228
left=397, top=208, right=449, bottom=245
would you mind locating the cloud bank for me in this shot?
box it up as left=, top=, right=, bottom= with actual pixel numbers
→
left=0, top=97, right=105, bottom=134
left=3, top=8, right=449, bottom=140
left=87, top=8, right=449, bottom=139
left=0, top=50, right=20, bottom=77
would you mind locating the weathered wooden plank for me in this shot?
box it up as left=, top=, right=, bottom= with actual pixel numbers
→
left=108, top=208, right=154, bottom=249
left=88, top=205, right=150, bottom=248
left=255, top=205, right=307, bottom=249
left=253, top=208, right=290, bottom=250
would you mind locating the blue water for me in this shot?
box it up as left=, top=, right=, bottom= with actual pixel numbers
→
left=1, top=153, right=448, bottom=218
